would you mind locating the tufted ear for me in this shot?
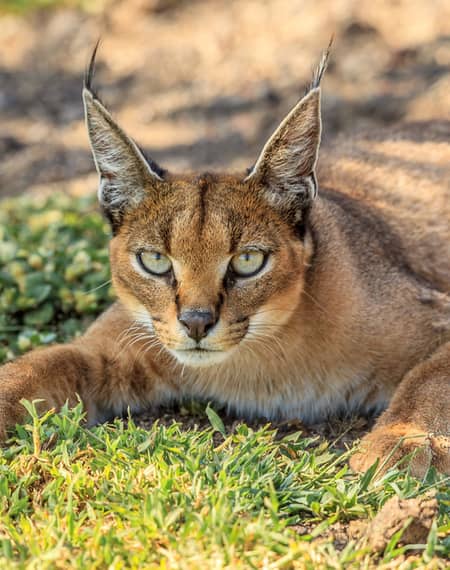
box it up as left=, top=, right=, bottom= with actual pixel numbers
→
left=245, top=88, right=321, bottom=218
left=83, top=46, right=165, bottom=232
left=245, top=46, right=330, bottom=221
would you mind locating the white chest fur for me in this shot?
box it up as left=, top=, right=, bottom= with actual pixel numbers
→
left=182, top=347, right=388, bottom=423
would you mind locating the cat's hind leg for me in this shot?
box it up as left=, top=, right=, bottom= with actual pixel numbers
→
left=350, top=341, right=450, bottom=477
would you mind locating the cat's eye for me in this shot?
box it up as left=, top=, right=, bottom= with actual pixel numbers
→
left=230, top=250, right=266, bottom=277
left=137, top=251, right=172, bottom=276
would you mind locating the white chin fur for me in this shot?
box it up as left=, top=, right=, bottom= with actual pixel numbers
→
left=171, top=349, right=232, bottom=368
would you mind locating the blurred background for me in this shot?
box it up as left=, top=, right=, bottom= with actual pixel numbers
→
left=1, top=0, right=450, bottom=199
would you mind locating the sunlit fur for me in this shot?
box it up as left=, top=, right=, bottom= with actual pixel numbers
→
left=0, top=53, right=449, bottom=477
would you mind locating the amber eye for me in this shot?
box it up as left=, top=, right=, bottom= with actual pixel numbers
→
left=137, top=251, right=172, bottom=276
left=230, top=250, right=266, bottom=277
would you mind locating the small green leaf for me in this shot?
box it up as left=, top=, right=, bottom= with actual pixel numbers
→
left=24, top=302, right=55, bottom=326
left=205, top=403, right=226, bottom=437
left=425, top=518, right=438, bottom=559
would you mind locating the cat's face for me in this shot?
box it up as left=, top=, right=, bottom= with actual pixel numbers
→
left=109, top=174, right=311, bottom=366
left=83, top=48, right=324, bottom=367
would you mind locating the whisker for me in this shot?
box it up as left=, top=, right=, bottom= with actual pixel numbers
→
left=134, top=336, right=166, bottom=366
left=82, top=279, right=112, bottom=295
left=244, top=330, right=290, bottom=365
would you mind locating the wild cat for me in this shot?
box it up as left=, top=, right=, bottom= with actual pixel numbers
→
left=0, top=46, right=449, bottom=477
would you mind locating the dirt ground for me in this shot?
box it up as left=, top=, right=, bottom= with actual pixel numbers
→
left=130, top=402, right=376, bottom=451
left=1, top=0, right=450, bottom=199
left=1, top=0, right=450, bottom=441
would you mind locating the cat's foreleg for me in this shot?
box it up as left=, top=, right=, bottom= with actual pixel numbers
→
left=0, top=304, right=176, bottom=439
left=0, top=342, right=103, bottom=439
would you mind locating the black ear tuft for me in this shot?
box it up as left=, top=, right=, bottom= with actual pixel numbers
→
left=84, top=39, right=100, bottom=91
left=310, top=36, right=333, bottom=91
left=84, top=39, right=103, bottom=102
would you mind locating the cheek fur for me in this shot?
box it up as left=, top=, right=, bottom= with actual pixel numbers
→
left=249, top=278, right=304, bottom=333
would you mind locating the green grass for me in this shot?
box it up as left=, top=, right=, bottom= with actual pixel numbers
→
left=0, top=0, right=105, bottom=15
left=0, top=194, right=449, bottom=568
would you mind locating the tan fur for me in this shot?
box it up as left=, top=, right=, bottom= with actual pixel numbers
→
left=0, top=59, right=449, bottom=477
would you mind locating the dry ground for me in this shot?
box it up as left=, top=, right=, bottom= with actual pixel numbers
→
left=1, top=0, right=450, bottom=198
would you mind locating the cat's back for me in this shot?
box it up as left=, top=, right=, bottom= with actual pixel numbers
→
left=317, top=120, right=450, bottom=291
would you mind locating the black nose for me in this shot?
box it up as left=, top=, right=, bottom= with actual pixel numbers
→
left=178, top=310, right=216, bottom=342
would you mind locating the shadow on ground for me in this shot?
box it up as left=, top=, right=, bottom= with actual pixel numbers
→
left=1, top=0, right=450, bottom=197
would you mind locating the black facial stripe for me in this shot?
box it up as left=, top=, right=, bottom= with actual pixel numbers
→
left=160, top=214, right=173, bottom=255
left=224, top=257, right=239, bottom=286
left=196, top=175, right=209, bottom=233
left=295, top=203, right=311, bottom=241
left=227, top=215, right=244, bottom=253
left=174, top=293, right=181, bottom=313
left=215, top=291, right=225, bottom=319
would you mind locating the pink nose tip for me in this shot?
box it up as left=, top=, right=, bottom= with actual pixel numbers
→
left=178, top=310, right=216, bottom=342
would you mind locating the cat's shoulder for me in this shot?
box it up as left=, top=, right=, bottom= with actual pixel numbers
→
left=316, top=120, right=450, bottom=292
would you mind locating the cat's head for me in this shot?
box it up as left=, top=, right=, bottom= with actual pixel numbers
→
left=83, top=46, right=328, bottom=367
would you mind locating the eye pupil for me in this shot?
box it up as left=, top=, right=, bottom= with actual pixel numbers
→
left=230, top=250, right=266, bottom=277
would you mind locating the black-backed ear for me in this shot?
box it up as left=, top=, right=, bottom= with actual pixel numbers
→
left=245, top=88, right=321, bottom=217
left=245, top=45, right=331, bottom=221
left=83, top=46, right=165, bottom=232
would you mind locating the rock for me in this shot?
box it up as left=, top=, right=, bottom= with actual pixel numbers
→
left=364, top=493, right=438, bottom=551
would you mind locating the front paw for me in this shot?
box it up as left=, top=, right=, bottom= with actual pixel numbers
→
left=349, top=424, right=433, bottom=478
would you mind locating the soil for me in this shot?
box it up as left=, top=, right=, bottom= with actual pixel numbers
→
left=130, top=402, right=376, bottom=450
left=1, top=0, right=450, bottom=199
left=289, top=491, right=439, bottom=554
left=363, top=493, right=439, bottom=551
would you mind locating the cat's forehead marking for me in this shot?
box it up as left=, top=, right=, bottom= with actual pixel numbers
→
left=135, top=173, right=281, bottom=269
left=169, top=194, right=231, bottom=268
left=196, top=172, right=215, bottom=191
left=194, top=172, right=216, bottom=234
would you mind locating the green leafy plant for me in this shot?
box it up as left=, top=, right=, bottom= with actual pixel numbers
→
left=0, top=193, right=113, bottom=363
left=0, top=401, right=448, bottom=569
